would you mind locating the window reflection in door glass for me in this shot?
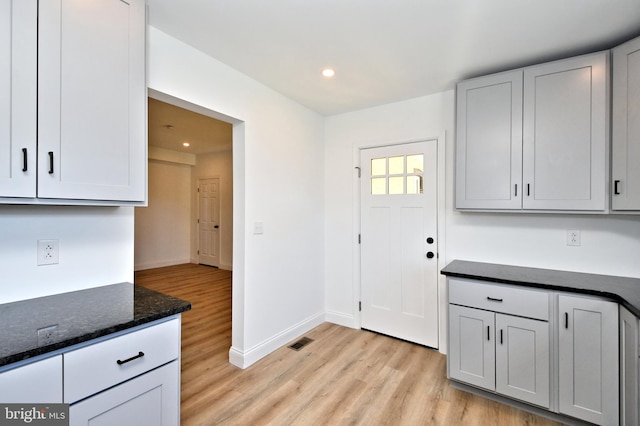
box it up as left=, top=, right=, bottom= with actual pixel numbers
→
left=407, top=176, right=423, bottom=194
left=407, top=154, right=423, bottom=173
left=388, top=156, right=404, bottom=175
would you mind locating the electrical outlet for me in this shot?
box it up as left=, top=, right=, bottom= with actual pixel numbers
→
left=37, top=324, right=58, bottom=347
left=38, top=239, right=59, bottom=265
left=567, top=230, right=581, bottom=246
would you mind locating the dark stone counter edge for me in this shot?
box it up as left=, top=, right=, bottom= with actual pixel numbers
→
left=0, top=293, right=191, bottom=368
left=441, top=260, right=640, bottom=319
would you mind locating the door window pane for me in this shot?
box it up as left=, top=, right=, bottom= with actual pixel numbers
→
left=388, top=156, right=404, bottom=175
left=389, top=176, right=404, bottom=194
left=371, top=178, right=386, bottom=195
left=371, top=158, right=386, bottom=176
left=407, top=175, right=423, bottom=194
left=407, top=154, right=423, bottom=173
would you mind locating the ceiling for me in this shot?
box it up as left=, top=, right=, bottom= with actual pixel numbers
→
left=146, top=0, right=640, bottom=116
left=148, top=98, right=232, bottom=155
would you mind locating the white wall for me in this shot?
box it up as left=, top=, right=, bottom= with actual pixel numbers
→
left=135, top=159, right=192, bottom=270
left=324, top=89, right=640, bottom=352
left=148, top=27, right=325, bottom=367
left=0, top=205, right=134, bottom=304
left=192, top=148, right=233, bottom=270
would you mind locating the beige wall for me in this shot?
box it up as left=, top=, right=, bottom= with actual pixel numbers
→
left=134, top=159, right=192, bottom=270
left=135, top=147, right=233, bottom=271
left=191, top=148, right=233, bottom=270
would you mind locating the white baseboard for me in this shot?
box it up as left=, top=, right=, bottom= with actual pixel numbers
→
left=325, top=310, right=357, bottom=329
left=228, top=311, right=325, bottom=369
left=134, top=258, right=191, bottom=271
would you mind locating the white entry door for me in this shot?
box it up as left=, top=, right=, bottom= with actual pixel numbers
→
left=360, top=140, right=439, bottom=348
left=198, top=178, right=220, bottom=267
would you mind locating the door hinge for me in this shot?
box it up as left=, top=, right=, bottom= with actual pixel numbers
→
left=358, top=234, right=361, bottom=244
left=359, top=301, right=362, bottom=312
left=355, top=166, right=361, bottom=178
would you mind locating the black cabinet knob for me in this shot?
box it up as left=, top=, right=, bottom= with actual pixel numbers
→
left=426, top=237, right=434, bottom=244
left=426, top=252, right=435, bottom=259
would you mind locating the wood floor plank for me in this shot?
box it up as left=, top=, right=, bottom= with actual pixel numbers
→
left=135, top=264, right=562, bottom=426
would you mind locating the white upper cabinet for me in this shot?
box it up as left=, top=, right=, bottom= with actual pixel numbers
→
left=612, top=35, right=640, bottom=211
left=456, top=70, right=523, bottom=209
left=38, top=0, right=146, bottom=203
left=523, top=52, right=609, bottom=211
left=0, top=0, right=37, bottom=197
left=456, top=51, right=609, bottom=212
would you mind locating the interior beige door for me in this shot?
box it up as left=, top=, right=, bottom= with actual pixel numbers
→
left=360, top=140, right=439, bottom=348
left=198, top=177, right=220, bottom=267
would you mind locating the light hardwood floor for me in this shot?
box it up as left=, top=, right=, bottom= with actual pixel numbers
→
left=135, top=264, right=561, bottom=426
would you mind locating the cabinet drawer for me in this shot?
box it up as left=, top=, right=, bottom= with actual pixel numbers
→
left=449, top=278, right=549, bottom=320
left=64, top=318, right=180, bottom=404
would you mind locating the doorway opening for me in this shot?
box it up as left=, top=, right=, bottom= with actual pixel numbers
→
left=134, top=91, right=236, bottom=272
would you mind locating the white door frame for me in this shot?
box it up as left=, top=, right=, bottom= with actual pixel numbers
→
left=353, top=133, right=447, bottom=350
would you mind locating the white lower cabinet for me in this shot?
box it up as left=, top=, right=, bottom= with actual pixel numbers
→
left=558, top=295, right=619, bottom=425
left=0, top=356, right=62, bottom=403
left=69, top=361, right=179, bottom=426
left=0, top=317, right=180, bottom=425
left=448, top=279, right=551, bottom=408
left=620, top=306, right=638, bottom=426
left=448, top=278, right=624, bottom=425
left=449, top=305, right=550, bottom=408
left=495, top=313, right=550, bottom=408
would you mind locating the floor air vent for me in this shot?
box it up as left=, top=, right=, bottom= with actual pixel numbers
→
left=289, top=337, right=314, bottom=351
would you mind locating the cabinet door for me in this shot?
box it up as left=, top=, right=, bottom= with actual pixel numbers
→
left=558, top=295, right=619, bottom=425
left=523, top=51, right=609, bottom=211
left=456, top=70, right=523, bottom=210
left=69, top=360, right=179, bottom=426
left=0, top=0, right=36, bottom=198
left=495, top=314, right=550, bottom=408
left=448, top=304, right=495, bottom=391
left=612, top=36, right=640, bottom=211
left=620, top=306, right=639, bottom=426
left=38, top=0, right=146, bottom=202
left=0, top=356, right=62, bottom=403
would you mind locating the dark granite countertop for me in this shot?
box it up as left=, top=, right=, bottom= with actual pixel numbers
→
left=0, top=283, right=191, bottom=368
left=441, top=260, right=640, bottom=317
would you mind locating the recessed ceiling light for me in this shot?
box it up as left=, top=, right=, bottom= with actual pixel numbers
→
left=183, top=142, right=190, bottom=147
left=322, top=68, right=335, bottom=78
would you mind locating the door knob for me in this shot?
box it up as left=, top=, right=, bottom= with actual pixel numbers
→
left=214, top=225, right=219, bottom=229
left=426, top=252, right=435, bottom=259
